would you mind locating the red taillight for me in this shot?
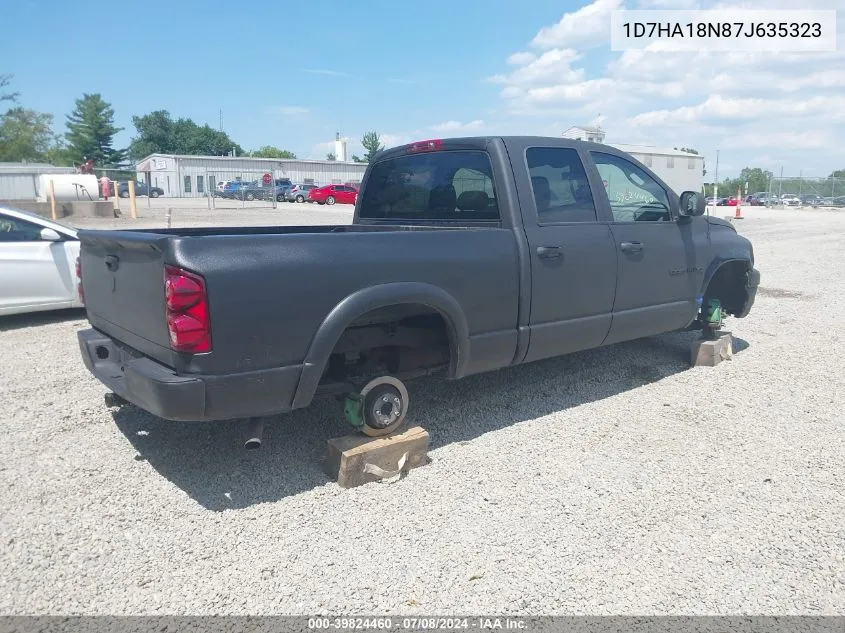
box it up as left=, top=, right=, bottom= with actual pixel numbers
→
left=407, top=139, right=442, bottom=153
left=75, top=256, right=84, bottom=304
left=164, top=265, right=211, bottom=353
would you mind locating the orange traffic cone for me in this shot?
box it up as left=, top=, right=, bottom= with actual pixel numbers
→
left=734, top=203, right=744, bottom=219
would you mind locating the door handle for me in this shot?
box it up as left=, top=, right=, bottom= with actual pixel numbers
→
left=620, top=241, right=644, bottom=253
left=536, top=246, right=562, bottom=260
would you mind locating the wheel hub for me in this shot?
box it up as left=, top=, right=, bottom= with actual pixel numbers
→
left=370, top=392, right=402, bottom=429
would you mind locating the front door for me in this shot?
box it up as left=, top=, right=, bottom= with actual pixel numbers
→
left=518, top=146, right=618, bottom=363
left=588, top=150, right=707, bottom=345
left=0, top=213, right=76, bottom=314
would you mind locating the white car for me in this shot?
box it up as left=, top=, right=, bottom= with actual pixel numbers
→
left=781, top=194, right=800, bottom=206
left=0, top=206, right=82, bottom=316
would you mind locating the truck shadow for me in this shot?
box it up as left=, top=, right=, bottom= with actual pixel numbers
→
left=112, top=330, right=749, bottom=511
left=0, top=308, right=86, bottom=332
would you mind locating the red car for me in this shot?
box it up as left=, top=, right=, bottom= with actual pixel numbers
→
left=308, top=184, right=358, bottom=205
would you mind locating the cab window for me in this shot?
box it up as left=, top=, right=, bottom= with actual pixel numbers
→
left=526, top=147, right=597, bottom=223
left=591, top=151, right=671, bottom=222
left=359, top=150, right=499, bottom=221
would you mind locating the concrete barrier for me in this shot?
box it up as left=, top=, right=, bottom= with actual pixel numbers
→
left=0, top=200, right=117, bottom=219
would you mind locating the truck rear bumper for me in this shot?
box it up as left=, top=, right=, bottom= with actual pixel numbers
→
left=78, top=329, right=302, bottom=422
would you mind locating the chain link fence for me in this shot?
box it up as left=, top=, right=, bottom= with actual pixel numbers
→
left=768, top=176, right=845, bottom=203
left=207, top=170, right=281, bottom=210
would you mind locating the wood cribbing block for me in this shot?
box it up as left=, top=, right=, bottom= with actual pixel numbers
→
left=690, top=332, right=733, bottom=367
left=326, top=426, right=429, bottom=488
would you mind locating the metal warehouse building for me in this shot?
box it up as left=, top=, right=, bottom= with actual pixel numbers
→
left=134, top=154, right=368, bottom=198
left=563, top=127, right=705, bottom=194
left=610, top=144, right=705, bottom=195
left=0, top=162, right=76, bottom=201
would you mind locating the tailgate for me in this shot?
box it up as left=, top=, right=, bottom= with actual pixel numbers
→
left=78, top=230, right=175, bottom=367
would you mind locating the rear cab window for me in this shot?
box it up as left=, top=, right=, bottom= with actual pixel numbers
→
left=358, top=150, right=499, bottom=221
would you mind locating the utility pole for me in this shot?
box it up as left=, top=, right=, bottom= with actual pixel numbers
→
left=219, top=109, right=223, bottom=132
left=712, top=149, right=719, bottom=206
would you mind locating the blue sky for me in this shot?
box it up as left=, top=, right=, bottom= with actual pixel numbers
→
left=3, top=0, right=843, bottom=177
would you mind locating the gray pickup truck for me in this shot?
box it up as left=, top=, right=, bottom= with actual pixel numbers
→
left=77, top=137, right=759, bottom=440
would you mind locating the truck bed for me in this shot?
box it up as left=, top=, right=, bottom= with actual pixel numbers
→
left=78, top=223, right=520, bottom=382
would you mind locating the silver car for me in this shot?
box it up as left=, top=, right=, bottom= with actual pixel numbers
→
left=285, top=184, right=317, bottom=203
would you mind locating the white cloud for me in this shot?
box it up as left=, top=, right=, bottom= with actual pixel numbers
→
left=276, top=106, right=309, bottom=116
left=300, top=68, right=356, bottom=78
left=380, top=133, right=412, bottom=148
left=628, top=95, right=845, bottom=126
left=487, top=0, right=845, bottom=176
left=531, top=0, right=622, bottom=50
left=507, top=52, right=537, bottom=65
left=733, top=131, right=827, bottom=150
left=489, top=49, right=584, bottom=87
left=430, top=120, right=485, bottom=133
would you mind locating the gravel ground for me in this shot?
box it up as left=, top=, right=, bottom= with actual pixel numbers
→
left=1, top=207, right=843, bottom=615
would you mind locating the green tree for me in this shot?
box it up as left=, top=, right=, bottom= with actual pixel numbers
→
left=129, top=110, right=243, bottom=160
left=738, top=167, right=774, bottom=194
left=251, top=145, right=296, bottom=159
left=65, top=93, right=125, bottom=166
left=830, top=169, right=845, bottom=179
left=0, top=107, right=58, bottom=162
left=128, top=110, right=173, bottom=160
left=326, top=152, right=336, bottom=161
left=360, top=130, right=385, bottom=163
left=1, top=74, right=19, bottom=104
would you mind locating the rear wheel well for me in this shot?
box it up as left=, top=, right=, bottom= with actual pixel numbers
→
left=703, top=260, right=750, bottom=316
left=319, top=304, right=452, bottom=389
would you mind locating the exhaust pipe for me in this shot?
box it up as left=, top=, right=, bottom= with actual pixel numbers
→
left=244, top=417, right=264, bottom=450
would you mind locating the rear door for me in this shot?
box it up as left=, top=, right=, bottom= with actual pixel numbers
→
left=509, top=143, right=618, bottom=363
left=588, top=150, right=706, bottom=344
left=338, top=186, right=357, bottom=204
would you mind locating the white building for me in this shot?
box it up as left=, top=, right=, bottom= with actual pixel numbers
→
left=134, top=154, right=368, bottom=198
left=609, top=144, right=705, bottom=195
left=563, top=126, right=606, bottom=143
left=561, top=126, right=705, bottom=195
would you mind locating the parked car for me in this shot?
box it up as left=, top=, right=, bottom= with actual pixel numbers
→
left=755, top=193, right=779, bottom=205
left=75, top=136, right=759, bottom=439
left=799, top=194, right=823, bottom=206
left=308, top=184, right=358, bottom=205
left=286, top=184, right=317, bottom=203
left=704, top=196, right=723, bottom=206
left=268, top=179, right=295, bottom=202
left=118, top=181, right=164, bottom=198
left=831, top=196, right=845, bottom=207
left=220, top=180, right=250, bottom=199
left=781, top=194, right=800, bottom=206
left=0, top=206, right=83, bottom=316
left=744, top=195, right=763, bottom=206
left=718, top=196, right=739, bottom=206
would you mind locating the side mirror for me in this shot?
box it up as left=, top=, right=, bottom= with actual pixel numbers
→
left=40, top=227, right=62, bottom=241
left=679, top=191, right=706, bottom=217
